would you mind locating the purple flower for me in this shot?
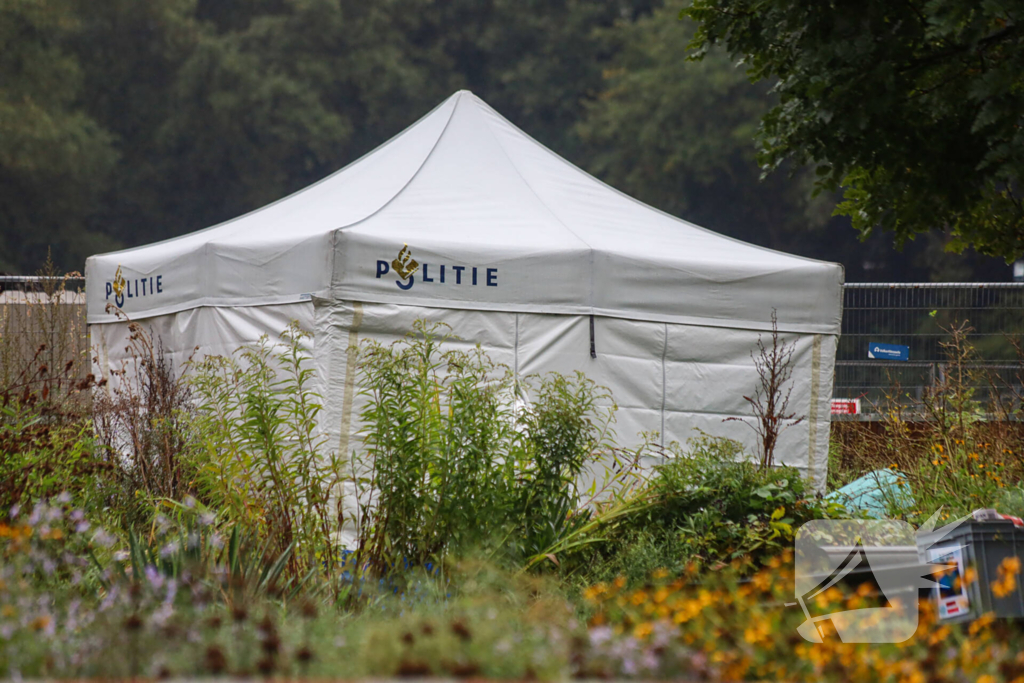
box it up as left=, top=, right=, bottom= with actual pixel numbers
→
left=145, top=565, right=165, bottom=590
left=589, top=625, right=614, bottom=647
left=93, top=529, right=117, bottom=548
left=164, top=580, right=178, bottom=605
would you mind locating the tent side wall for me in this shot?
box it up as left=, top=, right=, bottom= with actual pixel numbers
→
left=313, top=298, right=837, bottom=491
left=89, top=303, right=315, bottom=397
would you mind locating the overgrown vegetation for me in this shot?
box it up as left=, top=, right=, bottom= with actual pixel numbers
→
left=92, top=311, right=197, bottom=529
left=572, top=434, right=840, bottom=585
left=829, top=322, right=1024, bottom=523
left=355, top=321, right=619, bottom=575
left=188, top=322, right=346, bottom=580
left=3, top=280, right=1024, bottom=678
left=0, top=266, right=107, bottom=517
left=726, top=309, right=803, bottom=470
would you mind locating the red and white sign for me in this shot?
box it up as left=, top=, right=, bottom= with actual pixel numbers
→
left=942, top=598, right=963, bottom=616
left=830, top=398, right=861, bottom=415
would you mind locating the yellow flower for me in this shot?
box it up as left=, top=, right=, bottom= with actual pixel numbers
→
left=743, top=619, right=771, bottom=645
left=969, top=612, right=995, bottom=635
left=633, top=622, right=653, bottom=639
left=927, top=626, right=950, bottom=646
left=30, top=615, right=51, bottom=631
left=963, top=567, right=978, bottom=586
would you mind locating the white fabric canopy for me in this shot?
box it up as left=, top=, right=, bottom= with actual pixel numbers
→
left=86, top=90, right=843, bottom=489
left=86, top=90, right=841, bottom=335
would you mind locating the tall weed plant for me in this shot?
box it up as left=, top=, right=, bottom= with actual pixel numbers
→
left=354, top=321, right=616, bottom=576
left=188, top=322, right=346, bottom=578
left=93, top=312, right=197, bottom=528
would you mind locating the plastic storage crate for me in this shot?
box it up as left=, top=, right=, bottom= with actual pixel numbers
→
left=917, top=520, right=1024, bottom=624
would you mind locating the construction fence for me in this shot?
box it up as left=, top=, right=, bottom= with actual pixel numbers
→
left=0, top=276, right=89, bottom=391
left=835, top=283, right=1024, bottom=419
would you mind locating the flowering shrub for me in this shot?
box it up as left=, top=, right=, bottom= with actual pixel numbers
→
left=9, top=494, right=1023, bottom=682
left=583, top=553, right=1024, bottom=682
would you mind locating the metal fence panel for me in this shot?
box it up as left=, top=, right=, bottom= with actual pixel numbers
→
left=836, top=283, right=1024, bottom=417
left=0, top=276, right=89, bottom=390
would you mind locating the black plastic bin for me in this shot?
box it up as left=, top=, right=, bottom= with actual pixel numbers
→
left=917, top=520, right=1024, bottom=624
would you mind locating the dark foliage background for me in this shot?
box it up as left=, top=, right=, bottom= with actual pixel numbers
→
left=0, top=0, right=1011, bottom=281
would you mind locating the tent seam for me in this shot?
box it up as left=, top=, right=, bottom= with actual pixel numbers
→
left=330, top=99, right=459, bottom=236
left=471, top=95, right=595, bottom=303
left=514, top=313, right=520, bottom=377
left=481, top=132, right=595, bottom=252
left=87, top=297, right=841, bottom=335
left=808, top=334, right=822, bottom=488
left=660, top=322, right=668, bottom=447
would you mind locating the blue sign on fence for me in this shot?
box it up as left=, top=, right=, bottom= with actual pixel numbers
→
left=868, top=342, right=909, bottom=361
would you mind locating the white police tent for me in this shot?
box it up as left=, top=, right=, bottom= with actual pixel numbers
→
left=86, top=90, right=843, bottom=487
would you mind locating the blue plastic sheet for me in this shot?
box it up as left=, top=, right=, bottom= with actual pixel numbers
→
left=827, top=468, right=914, bottom=518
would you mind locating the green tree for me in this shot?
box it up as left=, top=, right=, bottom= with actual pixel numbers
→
left=577, top=3, right=827, bottom=251
left=684, top=0, right=1024, bottom=261
left=76, top=0, right=456, bottom=247
left=0, top=0, right=117, bottom=271
left=406, top=0, right=658, bottom=158
left=69, top=0, right=202, bottom=249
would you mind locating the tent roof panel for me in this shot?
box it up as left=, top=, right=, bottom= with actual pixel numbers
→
left=87, top=91, right=842, bottom=333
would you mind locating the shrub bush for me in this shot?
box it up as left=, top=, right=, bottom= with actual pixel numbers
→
left=573, top=434, right=836, bottom=585
left=354, top=321, right=616, bottom=576
left=187, top=322, right=346, bottom=578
